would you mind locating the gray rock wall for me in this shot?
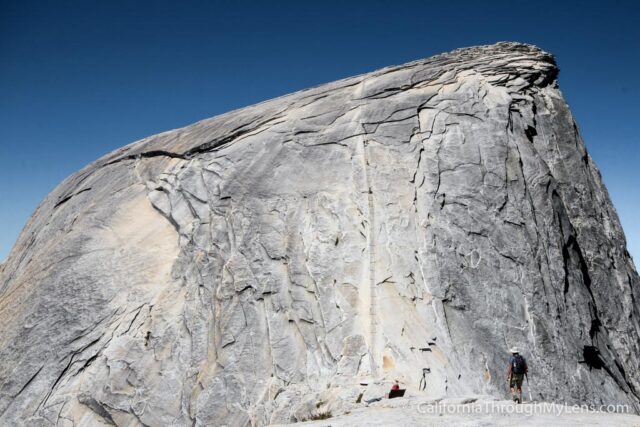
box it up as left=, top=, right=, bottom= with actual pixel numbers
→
left=1, top=42, right=638, bottom=426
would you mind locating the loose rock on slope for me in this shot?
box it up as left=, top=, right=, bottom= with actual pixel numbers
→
left=1, top=42, right=639, bottom=426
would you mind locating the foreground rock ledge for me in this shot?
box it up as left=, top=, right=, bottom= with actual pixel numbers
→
left=271, top=398, right=640, bottom=427
left=1, top=42, right=639, bottom=426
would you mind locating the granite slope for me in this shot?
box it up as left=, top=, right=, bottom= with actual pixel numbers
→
left=1, top=42, right=639, bottom=426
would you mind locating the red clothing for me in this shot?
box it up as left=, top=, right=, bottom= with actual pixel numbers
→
left=391, top=384, right=400, bottom=391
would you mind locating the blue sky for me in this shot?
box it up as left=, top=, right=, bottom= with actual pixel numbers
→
left=1, top=0, right=638, bottom=265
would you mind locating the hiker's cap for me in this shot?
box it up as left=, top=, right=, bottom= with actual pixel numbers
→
left=510, top=347, right=519, bottom=354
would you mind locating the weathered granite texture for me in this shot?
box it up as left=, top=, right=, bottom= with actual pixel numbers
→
left=1, top=42, right=639, bottom=426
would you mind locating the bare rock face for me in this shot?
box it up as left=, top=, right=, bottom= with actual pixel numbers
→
left=1, top=42, right=639, bottom=426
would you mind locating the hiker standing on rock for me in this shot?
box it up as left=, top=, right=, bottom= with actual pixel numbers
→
left=507, top=347, right=528, bottom=403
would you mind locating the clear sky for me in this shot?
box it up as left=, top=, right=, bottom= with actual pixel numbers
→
left=1, top=0, right=638, bottom=266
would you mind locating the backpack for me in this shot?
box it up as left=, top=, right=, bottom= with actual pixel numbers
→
left=512, top=354, right=527, bottom=374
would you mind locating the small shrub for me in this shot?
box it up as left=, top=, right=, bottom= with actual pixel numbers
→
left=309, top=411, right=332, bottom=420
left=300, top=410, right=332, bottom=422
